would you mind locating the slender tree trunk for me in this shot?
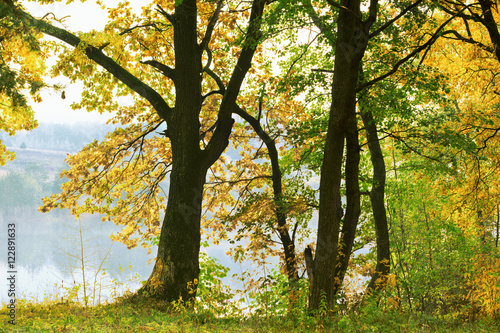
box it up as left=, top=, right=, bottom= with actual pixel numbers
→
left=359, top=96, right=391, bottom=293
left=234, top=106, right=299, bottom=281
left=309, top=93, right=346, bottom=312
left=333, top=110, right=361, bottom=295
left=234, top=106, right=299, bottom=311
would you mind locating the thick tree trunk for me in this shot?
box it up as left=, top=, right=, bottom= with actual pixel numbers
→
left=359, top=97, right=390, bottom=293
left=138, top=0, right=268, bottom=305
left=136, top=0, right=206, bottom=305
left=138, top=159, right=206, bottom=304
left=16, top=0, right=268, bottom=306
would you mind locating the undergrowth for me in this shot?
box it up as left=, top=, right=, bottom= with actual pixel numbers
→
left=2, top=252, right=499, bottom=332
left=1, top=294, right=499, bottom=332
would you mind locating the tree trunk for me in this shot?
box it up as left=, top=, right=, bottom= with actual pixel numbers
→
left=138, top=157, right=206, bottom=305
left=359, top=94, right=390, bottom=293
left=135, top=0, right=206, bottom=305
left=333, top=110, right=361, bottom=296
left=16, top=0, right=268, bottom=306
left=234, top=106, right=299, bottom=282
left=138, top=0, right=268, bottom=305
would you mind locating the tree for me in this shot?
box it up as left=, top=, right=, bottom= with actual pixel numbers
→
left=294, top=0, right=463, bottom=312
left=10, top=0, right=270, bottom=305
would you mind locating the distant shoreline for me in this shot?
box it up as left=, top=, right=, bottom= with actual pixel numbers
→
left=7, top=147, right=72, bottom=156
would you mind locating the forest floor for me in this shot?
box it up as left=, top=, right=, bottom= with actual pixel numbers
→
left=1, top=296, right=499, bottom=332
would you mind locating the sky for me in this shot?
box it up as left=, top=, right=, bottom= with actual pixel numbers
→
left=21, top=0, right=145, bottom=124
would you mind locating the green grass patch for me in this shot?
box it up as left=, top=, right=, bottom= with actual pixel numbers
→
left=2, top=295, right=499, bottom=332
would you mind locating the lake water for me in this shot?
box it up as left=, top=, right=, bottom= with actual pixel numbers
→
left=0, top=208, right=156, bottom=305
left=0, top=209, right=265, bottom=307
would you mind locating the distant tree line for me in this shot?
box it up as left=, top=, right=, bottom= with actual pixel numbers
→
left=0, top=122, right=114, bottom=152
left=0, top=164, right=64, bottom=212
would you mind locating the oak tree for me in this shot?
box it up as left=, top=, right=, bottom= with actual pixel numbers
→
left=10, top=0, right=270, bottom=304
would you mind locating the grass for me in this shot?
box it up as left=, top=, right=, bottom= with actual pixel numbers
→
left=2, top=295, right=500, bottom=332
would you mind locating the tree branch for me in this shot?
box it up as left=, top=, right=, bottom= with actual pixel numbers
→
left=202, top=48, right=225, bottom=101
left=155, top=4, right=175, bottom=24
left=369, top=0, right=424, bottom=38
left=477, top=0, right=500, bottom=62
left=119, top=23, right=167, bottom=36
left=439, top=0, right=484, bottom=25
left=325, top=0, right=362, bottom=22
left=364, top=0, right=379, bottom=31
left=201, top=0, right=267, bottom=170
left=301, top=0, right=336, bottom=44
left=233, top=103, right=299, bottom=280
left=441, top=29, right=494, bottom=53
left=15, top=7, right=173, bottom=122
left=140, top=59, right=176, bottom=82
left=357, top=11, right=463, bottom=92
left=199, top=0, right=223, bottom=53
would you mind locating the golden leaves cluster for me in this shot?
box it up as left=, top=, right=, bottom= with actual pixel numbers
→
left=41, top=114, right=170, bottom=249
left=0, top=7, right=49, bottom=164
left=420, top=9, right=500, bottom=236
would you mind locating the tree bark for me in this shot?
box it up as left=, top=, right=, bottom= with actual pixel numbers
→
left=138, top=0, right=204, bottom=303
left=139, top=0, right=268, bottom=305
left=138, top=155, right=206, bottom=304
